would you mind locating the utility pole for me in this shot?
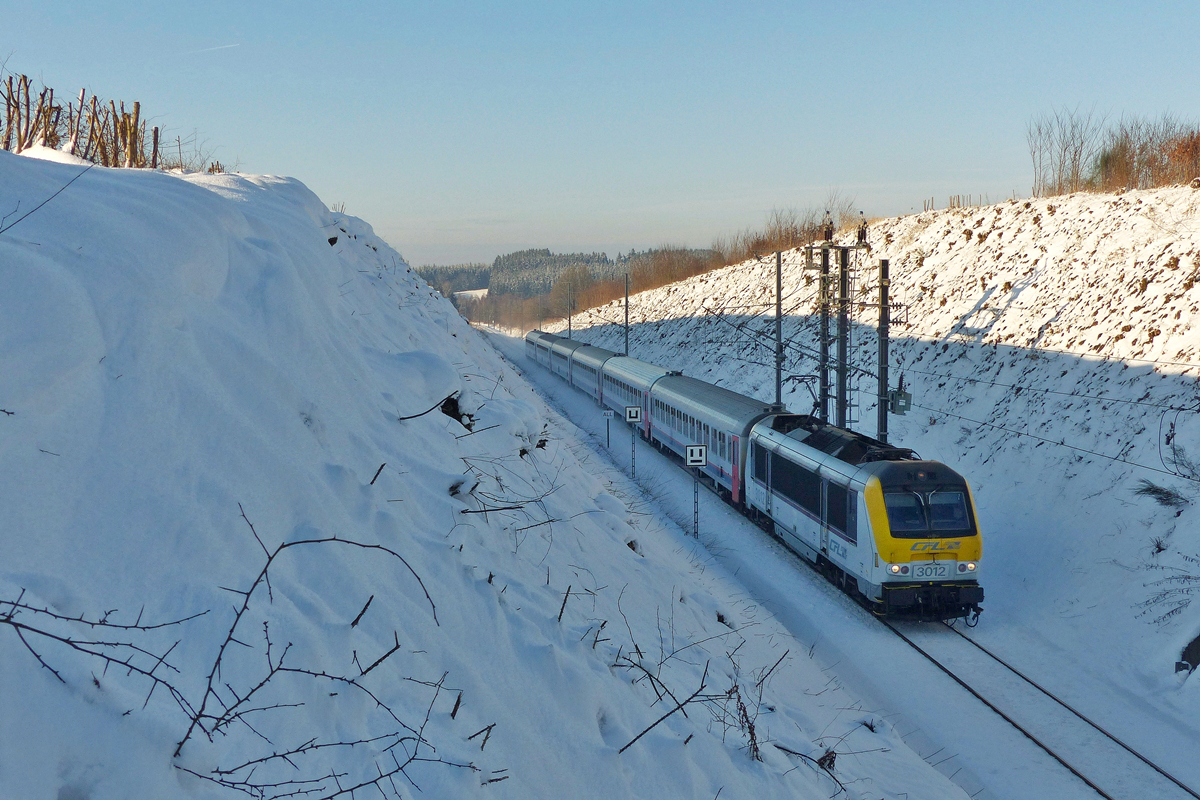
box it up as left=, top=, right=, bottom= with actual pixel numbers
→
left=877, top=259, right=890, bottom=443
left=836, top=247, right=850, bottom=428
left=818, top=247, right=830, bottom=423
left=567, top=283, right=572, bottom=339
left=624, top=272, right=630, bottom=355
left=775, top=251, right=783, bottom=406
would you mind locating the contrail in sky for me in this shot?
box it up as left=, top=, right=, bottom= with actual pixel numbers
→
left=185, top=44, right=241, bottom=55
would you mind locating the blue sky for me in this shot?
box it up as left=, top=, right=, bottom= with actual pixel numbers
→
left=6, top=1, right=1199, bottom=265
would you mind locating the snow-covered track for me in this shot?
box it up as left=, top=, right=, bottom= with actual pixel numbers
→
left=885, top=621, right=1200, bottom=800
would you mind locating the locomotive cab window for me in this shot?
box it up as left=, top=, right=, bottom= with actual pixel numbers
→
left=928, top=491, right=970, bottom=531
left=884, top=490, right=975, bottom=538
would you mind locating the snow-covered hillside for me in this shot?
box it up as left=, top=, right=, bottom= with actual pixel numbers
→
left=0, top=150, right=976, bottom=799
left=550, top=184, right=1200, bottom=778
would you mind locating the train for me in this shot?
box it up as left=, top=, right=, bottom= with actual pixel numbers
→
left=525, top=329, right=984, bottom=622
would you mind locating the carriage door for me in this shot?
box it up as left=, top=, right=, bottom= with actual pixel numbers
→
left=763, top=445, right=773, bottom=518
left=819, top=479, right=830, bottom=556
left=731, top=438, right=740, bottom=502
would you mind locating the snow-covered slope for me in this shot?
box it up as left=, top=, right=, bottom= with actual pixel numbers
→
left=0, top=150, right=972, bottom=800
left=551, top=185, right=1200, bottom=760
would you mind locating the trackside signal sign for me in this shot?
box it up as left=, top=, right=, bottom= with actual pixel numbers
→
left=624, top=406, right=642, bottom=423
left=686, top=445, right=708, bottom=467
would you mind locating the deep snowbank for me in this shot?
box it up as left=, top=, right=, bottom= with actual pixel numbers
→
left=551, top=185, right=1200, bottom=778
left=0, top=151, right=968, bottom=799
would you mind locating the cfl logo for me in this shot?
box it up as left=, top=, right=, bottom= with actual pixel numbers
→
left=911, top=541, right=961, bottom=552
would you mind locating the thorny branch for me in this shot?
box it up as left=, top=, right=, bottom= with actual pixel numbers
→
left=175, top=507, right=439, bottom=757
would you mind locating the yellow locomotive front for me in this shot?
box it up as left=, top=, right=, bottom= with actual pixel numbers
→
left=861, top=461, right=984, bottom=621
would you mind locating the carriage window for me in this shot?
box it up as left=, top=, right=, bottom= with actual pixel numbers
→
left=826, top=482, right=848, bottom=535
left=753, top=441, right=767, bottom=480
left=771, top=453, right=821, bottom=516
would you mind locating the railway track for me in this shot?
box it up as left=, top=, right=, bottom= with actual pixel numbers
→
left=884, top=620, right=1200, bottom=800
left=630, top=408, right=1197, bottom=798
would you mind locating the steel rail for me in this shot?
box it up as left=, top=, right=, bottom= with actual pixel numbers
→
left=882, top=620, right=1118, bottom=800
left=943, top=623, right=1200, bottom=800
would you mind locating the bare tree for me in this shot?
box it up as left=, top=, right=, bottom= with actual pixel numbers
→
left=1027, top=106, right=1106, bottom=196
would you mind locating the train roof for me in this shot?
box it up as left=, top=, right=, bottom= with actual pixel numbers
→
left=654, top=375, right=782, bottom=430
left=526, top=330, right=560, bottom=346
left=550, top=338, right=588, bottom=357
left=759, top=414, right=922, bottom=467
left=753, top=415, right=967, bottom=487
left=603, top=355, right=678, bottom=389
left=572, top=344, right=620, bottom=370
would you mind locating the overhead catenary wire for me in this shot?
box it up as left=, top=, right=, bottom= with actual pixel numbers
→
left=691, top=303, right=1200, bottom=481
left=912, top=401, right=1192, bottom=481
left=893, top=362, right=1200, bottom=414
left=705, top=299, right=1200, bottom=424
left=567, top=274, right=1200, bottom=483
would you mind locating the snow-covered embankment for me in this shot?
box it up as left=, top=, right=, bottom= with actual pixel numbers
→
left=0, top=149, right=971, bottom=799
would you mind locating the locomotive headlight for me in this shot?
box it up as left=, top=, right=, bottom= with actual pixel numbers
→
left=889, top=564, right=901, bottom=574
left=966, top=562, right=977, bottom=571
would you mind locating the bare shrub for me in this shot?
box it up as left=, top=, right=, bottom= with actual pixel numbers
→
left=1133, top=479, right=1188, bottom=509
left=711, top=191, right=856, bottom=267
left=1138, top=553, right=1200, bottom=624
left=1028, top=107, right=1200, bottom=195
left=1, top=68, right=222, bottom=172
left=1094, top=114, right=1200, bottom=191
left=1027, top=106, right=1106, bottom=196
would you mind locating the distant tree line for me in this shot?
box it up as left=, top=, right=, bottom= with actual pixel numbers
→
left=486, top=249, right=622, bottom=297
left=458, top=246, right=719, bottom=330
left=426, top=196, right=863, bottom=332
left=415, top=263, right=491, bottom=296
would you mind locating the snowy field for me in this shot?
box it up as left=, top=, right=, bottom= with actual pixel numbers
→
left=538, top=185, right=1200, bottom=797
left=1, top=148, right=986, bottom=800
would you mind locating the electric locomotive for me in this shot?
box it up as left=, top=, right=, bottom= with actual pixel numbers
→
left=523, top=330, right=984, bottom=621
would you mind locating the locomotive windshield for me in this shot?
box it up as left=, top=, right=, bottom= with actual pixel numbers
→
left=884, top=490, right=975, bottom=538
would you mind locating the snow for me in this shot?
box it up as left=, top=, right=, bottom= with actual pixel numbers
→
left=540, top=185, right=1200, bottom=798
left=0, top=149, right=974, bottom=800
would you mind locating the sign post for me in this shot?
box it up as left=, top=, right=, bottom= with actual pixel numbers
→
left=625, top=406, right=642, bottom=478
left=685, top=445, right=708, bottom=538
left=603, top=409, right=614, bottom=448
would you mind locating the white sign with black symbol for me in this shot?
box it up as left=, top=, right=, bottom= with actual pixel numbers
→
left=603, top=410, right=614, bottom=418
left=624, top=406, right=642, bottom=424
left=686, top=444, right=708, bottom=467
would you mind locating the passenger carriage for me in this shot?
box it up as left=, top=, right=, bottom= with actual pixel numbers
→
left=598, top=356, right=678, bottom=438
left=568, top=345, right=620, bottom=402
left=525, top=330, right=560, bottom=369
left=649, top=375, right=781, bottom=505
left=549, top=338, right=587, bottom=382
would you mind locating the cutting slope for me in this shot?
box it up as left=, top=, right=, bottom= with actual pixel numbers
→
left=553, top=185, right=1200, bottom=741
